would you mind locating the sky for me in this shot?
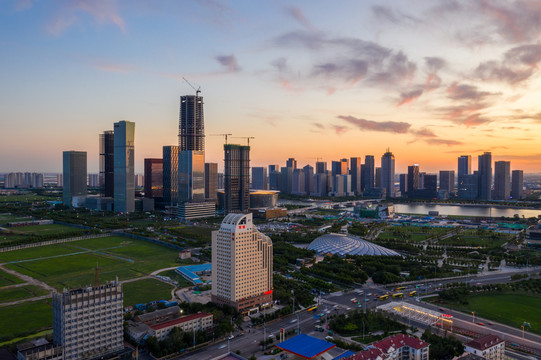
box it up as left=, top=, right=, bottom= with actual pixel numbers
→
left=1, top=0, right=541, bottom=174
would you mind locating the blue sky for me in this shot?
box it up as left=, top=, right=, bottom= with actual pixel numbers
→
left=1, top=0, right=540, bottom=173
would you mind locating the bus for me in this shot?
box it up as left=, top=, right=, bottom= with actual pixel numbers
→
left=396, top=286, right=406, bottom=291
left=392, top=293, right=403, bottom=298
left=409, top=290, right=417, bottom=297
left=379, top=294, right=389, bottom=300
left=307, top=306, right=318, bottom=312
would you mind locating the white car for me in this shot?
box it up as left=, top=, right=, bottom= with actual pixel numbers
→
left=290, top=319, right=297, bottom=323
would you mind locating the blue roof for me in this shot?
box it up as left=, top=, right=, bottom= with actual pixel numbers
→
left=175, top=263, right=212, bottom=285
left=334, top=350, right=355, bottom=360
left=276, top=334, right=335, bottom=359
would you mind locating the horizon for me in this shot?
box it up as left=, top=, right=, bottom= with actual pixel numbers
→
left=1, top=1, right=540, bottom=174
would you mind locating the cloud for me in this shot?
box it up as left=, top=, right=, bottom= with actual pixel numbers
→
left=424, top=57, right=446, bottom=73
left=447, top=84, right=494, bottom=101
left=313, top=122, right=325, bottom=130
left=89, top=61, right=136, bottom=73
left=369, top=51, right=417, bottom=85
left=215, top=54, right=241, bottom=73
left=371, top=5, right=420, bottom=25
left=312, top=60, right=368, bottom=85
left=397, top=89, right=423, bottom=106
left=424, top=138, right=464, bottom=146
left=47, top=0, right=126, bottom=36
left=285, top=6, right=314, bottom=31
left=331, top=125, right=349, bottom=135
left=338, top=115, right=411, bottom=134
left=411, top=128, right=437, bottom=138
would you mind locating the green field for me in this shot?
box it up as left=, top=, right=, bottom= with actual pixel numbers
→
left=159, top=269, right=194, bottom=288
left=438, top=293, right=541, bottom=333
left=0, top=285, right=50, bottom=303
left=378, top=226, right=450, bottom=242
left=0, top=268, right=24, bottom=287
left=10, top=224, right=77, bottom=235
left=2, top=236, right=181, bottom=289
left=0, top=300, right=53, bottom=341
left=123, top=278, right=174, bottom=306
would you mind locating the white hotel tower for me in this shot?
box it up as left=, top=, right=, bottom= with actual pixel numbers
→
left=211, top=213, right=273, bottom=313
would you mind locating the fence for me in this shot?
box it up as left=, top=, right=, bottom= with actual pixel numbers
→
left=0, top=233, right=110, bottom=253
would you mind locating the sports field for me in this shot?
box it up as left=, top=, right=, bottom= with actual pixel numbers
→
left=1, top=236, right=181, bottom=290
left=123, top=278, right=174, bottom=306
left=443, top=293, right=541, bottom=333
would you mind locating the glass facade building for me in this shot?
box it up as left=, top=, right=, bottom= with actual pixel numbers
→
left=62, top=151, right=87, bottom=207
left=163, top=145, right=179, bottom=205
left=179, top=150, right=205, bottom=203
left=113, top=120, right=135, bottom=213
left=99, top=130, right=114, bottom=198
left=144, top=158, right=163, bottom=199
left=224, top=144, right=250, bottom=214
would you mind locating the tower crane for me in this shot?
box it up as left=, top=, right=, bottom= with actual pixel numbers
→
left=182, top=77, right=201, bottom=96
left=232, top=136, right=255, bottom=146
left=209, top=133, right=233, bottom=145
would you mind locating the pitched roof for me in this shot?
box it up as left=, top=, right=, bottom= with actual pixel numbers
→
left=346, top=348, right=384, bottom=360
left=372, top=334, right=429, bottom=351
left=466, top=334, right=504, bottom=351
left=276, top=334, right=336, bottom=359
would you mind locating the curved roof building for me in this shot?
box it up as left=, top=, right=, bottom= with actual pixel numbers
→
left=307, top=233, right=400, bottom=256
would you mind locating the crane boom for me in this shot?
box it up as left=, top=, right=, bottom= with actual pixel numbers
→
left=182, top=77, right=201, bottom=96
left=209, top=133, right=233, bottom=145
left=232, top=136, right=255, bottom=146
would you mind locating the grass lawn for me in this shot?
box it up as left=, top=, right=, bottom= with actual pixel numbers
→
left=159, top=269, right=194, bottom=288
left=123, top=278, right=174, bottom=306
left=11, top=224, right=77, bottom=235
left=0, top=285, right=50, bottom=303
left=0, top=269, right=24, bottom=287
left=437, top=293, right=541, bottom=334
left=2, top=236, right=181, bottom=290
left=0, top=300, right=53, bottom=341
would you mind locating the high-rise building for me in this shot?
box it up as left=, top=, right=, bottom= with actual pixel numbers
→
left=375, top=167, right=382, bottom=188
left=331, top=159, right=348, bottom=177
left=399, top=174, right=408, bottom=195
left=362, top=155, right=375, bottom=191
left=303, top=164, right=314, bottom=195
left=217, top=172, right=224, bottom=189
left=53, top=280, right=124, bottom=360
left=211, top=213, right=273, bottom=313
left=478, top=152, right=492, bottom=201
left=458, top=155, right=471, bottom=177
left=315, top=161, right=327, bottom=174
left=268, top=164, right=280, bottom=174
left=494, top=161, right=511, bottom=200
left=458, top=174, right=478, bottom=200
left=179, top=151, right=205, bottom=202
left=268, top=170, right=281, bottom=190
left=179, top=95, right=204, bottom=152
left=134, top=174, right=144, bottom=188
left=439, top=170, right=455, bottom=195
left=286, top=158, right=297, bottom=170
left=381, top=149, right=395, bottom=197
left=63, top=151, right=87, bottom=207
left=280, top=167, right=293, bottom=194
left=163, top=145, right=179, bottom=205
left=350, top=157, right=361, bottom=195
left=113, top=120, right=135, bottom=213
left=512, top=170, right=524, bottom=200
left=407, top=165, right=420, bottom=194
left=205, top=162, right=218, bottom=202
left=99, top=130, right=114, bottom=198
left=251, top=167, right=268, bottom=190
left=144, top=158, right=163, bottom=199
left=314, top=172, right=328, bottom=196
left=88, top=174, right=100, bottom=187
left=292, top=168, right=305, bottom=195
left=224, top=144, right=250, bottom=214
left=424, top=174, right=438, bottom=191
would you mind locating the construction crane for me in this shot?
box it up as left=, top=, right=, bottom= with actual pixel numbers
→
left=182, top=77, right=201, bottom=96
left=232, top=136, right=255, bottom=146
left=209, top=133, right=233, bottom=145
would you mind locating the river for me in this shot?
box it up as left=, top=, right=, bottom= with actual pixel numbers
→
left=394, top=203, right=541, bottom=218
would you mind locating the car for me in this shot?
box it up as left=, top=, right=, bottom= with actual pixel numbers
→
left=290, top=319, right=297, bottom=323
left=227, top=335, right=234, bottom=340
left=476, top=282, right=482, bottom=286
left=325, top=336, right=334, bottom=341
left=367, top=293, right=372, bottom=296
left=268, top=334, right=274, bottom=338
left=364, top=299, right=370, bottom=302
left=477, top=323, right=485, bottom=326
left=218, top=344, right=227, bottom=349
left=439, top=308, right=445, bottom=312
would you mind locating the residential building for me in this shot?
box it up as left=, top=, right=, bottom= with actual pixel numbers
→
left=224, top=144, right=250, bottom=214
left=251, top=167, right=268, bottom=190
left=113, top=120, right=135, bottom=212
left=512, top=170, right=524, bottom=200
left=439, top=170, right=455, bottom=195
left=52, top=280, right=124, bottom=360
left=494, top=161, right=510, bottom=200
left=62, top=151, right=87, bottom=207
left=465, top=334, right=504, bottom=360
left=99, top=130, right=114, bottom=198
left=350, top=157, right=361, bottom=195
left=478, top=152, right=492, bottom=201
left=163, top=145, right=179, bottom=205
left=381, top=149, right=395, bottom=197
left=458, top=174, right=478, bottom=200
left=362, top=155, right=375, bottom=191
left=211, top=213, right=273, bottom=313
left=346, top=334, right=429, bottom=360
left=134, top=174, right=144, bottom=188
left=407, top=165, right=420, bottom=194
left=458, top=155, right=471, bottom=177
left=205, top=163, right=218, bottom=202
left=144, top=158, right=163, bottom=199
left=303, top=164, right=314, bottom=195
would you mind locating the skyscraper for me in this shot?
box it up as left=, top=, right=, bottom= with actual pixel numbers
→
left=362, top=155, right=375, bottom=191
left=179, top=95, right=204, bottom=152
left=99, top=130, right=114, bottom=198
left=458, top=174, right=478, bottom=200
left=163, top=145, right=179, bottom=206
left=399, top=174, right=408, bottom=195
left=205, top=162, right=218, bottom=202
left=315, top=161, right=327, bottom=174
left=251, top=167, right=268, bottom=190
left=407, top=165, right=420, bottom=194
left=211, top=213, right=273, bottom=313
left=512, top=170, right=523, bottom=200
left=350, top=157, right=361, bottom=195
left=268, top=164, right=280, bottom=173
left=113, top=120, right=135, bottom=213
left=286, top=158, right=297, bottom=169
left=458, top=155, right=471, bottom=177
left=303, top=164, right=314, bottom=196
left=381, top=149, right=395, bottom=197
left=494, top=161, right=510, bottom=200
left=280, top=166, right=293, bottom=194
left=224, top=144, right=250, bottom=214
left=292, top=168, right=306, bottom=195
left=62, top=151, right=87, bottom=207
left=144, top=158, right=163, bottom=199
left=375, top=167, right=382, bottom=188
left=179, top=151, right=205, bottom=202
left=478, top=152, right=492, bottom=201
left=439, top=170, right=455, bottom=195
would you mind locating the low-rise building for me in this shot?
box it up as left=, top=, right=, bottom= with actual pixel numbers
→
left=465, top=335, right=504, bottom=360
left=347, top=334, right=429, bottom=360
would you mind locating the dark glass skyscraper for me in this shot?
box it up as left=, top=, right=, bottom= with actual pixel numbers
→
left=407, top=165, right=420, bottom=194
left=494, top=161, right=510, bottom=200
left=350, top=157, right=361, bottom=195
left=62, top=151, right=87, bottom=207
left=381, top=149, right=395, bottom=197
left=478, top=152, right=492, bottom=201
left=179, top=95, right=204, bottom=152
left=144, top=158, right=163, bottom=199
left=205, top=162, right=218, bottom=202
left=113, top=120, right=135, bottom=213
left=99, top=130, right=114, bottom=198
left=512, top=170, right=523, bottom=200
left=224, top=145, right=250, bottom=214
left=362, top=155, right=375, bottom=191
left=162, top=145, right=179, bottom=205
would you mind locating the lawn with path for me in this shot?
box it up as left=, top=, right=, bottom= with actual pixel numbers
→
left=122, top=278, right=174, bottom=307
left=0, top=300, right=53, bottom=341
left=0, top=285, right=50, bottom=303
left=0, top=268, right=24, bottom=287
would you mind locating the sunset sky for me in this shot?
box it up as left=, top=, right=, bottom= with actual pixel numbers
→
left=1, top=0, right=541, bottom=174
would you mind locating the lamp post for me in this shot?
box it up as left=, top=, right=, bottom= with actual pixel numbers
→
left=296, top=312, right=300, bottom=334
left=472, top=311, right=475, bottom=323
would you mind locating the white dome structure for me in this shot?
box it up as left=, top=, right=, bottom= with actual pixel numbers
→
left=307, top=233, right=400, bottom=256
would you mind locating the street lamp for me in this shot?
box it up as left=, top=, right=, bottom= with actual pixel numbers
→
left=472, top=311, right=475, bottom=323
left=522, top=321, right=531, bottom=338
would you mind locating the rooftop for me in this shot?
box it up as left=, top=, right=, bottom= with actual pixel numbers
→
left=307, top=233, right=400, bottom=257
left=276, top=334, right=336, bottom=359
left=150, top=312, right=212, bottom=331
left=371, top=334, right=429, bottom=351
left=466, top=334, right=504, bottom=351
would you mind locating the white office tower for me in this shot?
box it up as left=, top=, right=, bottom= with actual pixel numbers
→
left=211, top=213, right=273, bottom=313
left=52, top=280, right=124, bottom=360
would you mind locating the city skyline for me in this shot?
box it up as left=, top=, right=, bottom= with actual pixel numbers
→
left=1, top=1, right=541, bottom=173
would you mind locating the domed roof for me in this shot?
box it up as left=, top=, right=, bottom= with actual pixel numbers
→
left=307, top=233, right=400, bottom=256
